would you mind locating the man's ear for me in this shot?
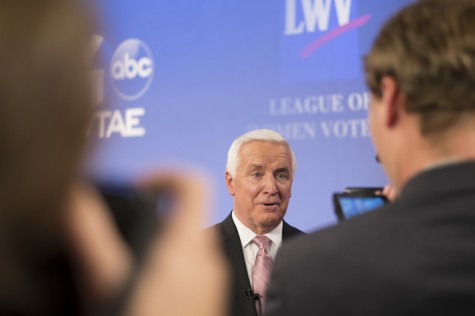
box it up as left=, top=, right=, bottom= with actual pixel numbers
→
left=380, top=76, right=401, bottom=128
left=225, top=172, right=235, bottom=196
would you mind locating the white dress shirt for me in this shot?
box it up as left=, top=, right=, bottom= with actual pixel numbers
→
left=232, top=211, right=283, bottom=287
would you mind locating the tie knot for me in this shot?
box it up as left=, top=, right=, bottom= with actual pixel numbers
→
left=253, top=235, right=271, bottom=251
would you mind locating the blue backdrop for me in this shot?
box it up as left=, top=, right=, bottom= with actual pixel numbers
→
left=87, top=0, right=413, bottom=232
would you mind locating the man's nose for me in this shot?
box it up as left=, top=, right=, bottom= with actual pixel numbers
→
left=262, top=175, right=278, bottom=195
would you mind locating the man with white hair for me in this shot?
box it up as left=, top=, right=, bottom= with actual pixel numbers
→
left=209, top=129, right=304, bottom=316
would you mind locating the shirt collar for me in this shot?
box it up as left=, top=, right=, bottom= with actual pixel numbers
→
left=232, top=210, right=283, bottom=248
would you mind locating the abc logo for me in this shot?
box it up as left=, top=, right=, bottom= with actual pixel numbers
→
left=111, top=39, right=154, bottom=101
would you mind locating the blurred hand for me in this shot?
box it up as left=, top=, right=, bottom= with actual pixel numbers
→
left=382, top=184, right=398, bottom=202
left=124, top=170, right=229, bottom=316
left=65, top=182, right=132, bottom=314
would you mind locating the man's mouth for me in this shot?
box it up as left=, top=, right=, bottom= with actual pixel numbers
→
left=261, top=202, right=279, bottom=207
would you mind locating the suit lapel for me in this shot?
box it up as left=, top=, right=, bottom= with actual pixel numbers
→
left=218, top=215, right=304, bottom=316
left=220, top=214, right=258, bottom=316
left=282, top=220, right=305, bottom=240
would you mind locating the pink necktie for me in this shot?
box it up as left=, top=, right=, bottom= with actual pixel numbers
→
left=252, top=235, right=273, bottom=316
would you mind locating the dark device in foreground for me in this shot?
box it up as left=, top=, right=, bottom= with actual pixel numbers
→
left=94, top=181, right=163, bottom=262
left=333, top=187, right=388, bottom=221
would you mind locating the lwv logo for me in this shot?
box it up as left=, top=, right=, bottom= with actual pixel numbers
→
left=283, top=0, right=370, bottom=58
left=285, top=0, right=353, bottom=35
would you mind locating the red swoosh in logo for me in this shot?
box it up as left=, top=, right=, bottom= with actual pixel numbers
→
left=300, top=14, right=371, bottom=59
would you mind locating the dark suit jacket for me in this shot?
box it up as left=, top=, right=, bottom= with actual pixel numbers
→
left=210, top=213, right=304, bottom=316
left=266, top=162, right=475, bottom=316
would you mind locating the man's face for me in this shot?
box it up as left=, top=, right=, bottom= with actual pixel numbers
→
left=226, top=141, right=293, bottom=235
left=368, top=77, right=401, bottom=188
left=369, top=94, right=383, bottom=162
left=369, top=93, right=393, bottom=175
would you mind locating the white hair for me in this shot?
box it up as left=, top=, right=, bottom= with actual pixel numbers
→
left=225, top=129, right=297, bottom=177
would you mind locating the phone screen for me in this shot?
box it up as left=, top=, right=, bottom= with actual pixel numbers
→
left=337, top=196, right=386, bottom=219
left=333, top=189, right=388, bottom=221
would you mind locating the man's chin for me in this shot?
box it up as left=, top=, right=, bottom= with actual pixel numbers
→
left=259, top=203, right=281, bottom=213
left=259, top=212, right=284, bottom=226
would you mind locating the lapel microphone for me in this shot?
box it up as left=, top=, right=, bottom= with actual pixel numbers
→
left=243, top=289, right=260, bottom=302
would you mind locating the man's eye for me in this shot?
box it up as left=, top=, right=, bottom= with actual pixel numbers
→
left=277, top=173, right=288, bottom=180
left=251, top=172, right=262, bottom=177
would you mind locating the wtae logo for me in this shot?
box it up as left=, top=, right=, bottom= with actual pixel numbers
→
left=111, top=39, right=154, bottom=101
left=285, top=0, right=352, bottom=35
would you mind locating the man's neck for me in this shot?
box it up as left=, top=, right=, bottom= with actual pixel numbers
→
left=396, top=124, right=475, bottom=191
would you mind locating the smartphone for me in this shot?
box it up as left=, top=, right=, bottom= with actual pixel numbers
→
left=333, top=187, right=388, bottom=221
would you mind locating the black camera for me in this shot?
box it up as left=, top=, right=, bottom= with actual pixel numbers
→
left=94, top=181, right=162, bottom=262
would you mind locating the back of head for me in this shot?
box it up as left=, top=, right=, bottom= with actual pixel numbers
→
left=226, top=129, right=296, bottom=177
left=0, top=0, right=94, bottom=314
left=365, top=0, right=475, bottom=136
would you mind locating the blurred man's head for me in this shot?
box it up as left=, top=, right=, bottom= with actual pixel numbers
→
left=365, top=0, right=475, bottom=189
left=0, top=0, right=95, bottom=313
left=225, top=129, right=296, bottom=235
left=0, top=0, right=94, bottom=216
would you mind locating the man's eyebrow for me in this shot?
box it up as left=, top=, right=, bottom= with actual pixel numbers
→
left=275, top=167, right=290, bottom=173
left=247, top=163, right=264, bottom=170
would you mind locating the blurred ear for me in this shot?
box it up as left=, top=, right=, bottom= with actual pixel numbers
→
left=380, top=76, right=401, bottom=128
left=225, top=172, right=235, bottom=196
